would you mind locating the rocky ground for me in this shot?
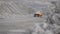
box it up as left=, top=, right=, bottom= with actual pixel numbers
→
left=0, top=0, right=60, bottom=34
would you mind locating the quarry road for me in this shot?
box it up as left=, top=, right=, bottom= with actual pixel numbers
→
left=0, top=14, right=47, bottom=30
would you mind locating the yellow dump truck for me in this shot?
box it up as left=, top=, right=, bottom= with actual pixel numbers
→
left=34, top=11, right=43, bottom=17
